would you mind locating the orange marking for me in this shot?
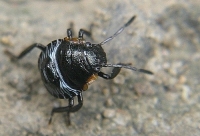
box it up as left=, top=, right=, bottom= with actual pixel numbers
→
left=83, top=73, right=98, bottom=91
left=83, top=84, right=88, bottom=91
left=64, top=37, right=86, bottom=44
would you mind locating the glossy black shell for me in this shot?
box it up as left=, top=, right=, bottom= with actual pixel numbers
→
left=38, top=39, right=107, bottom=99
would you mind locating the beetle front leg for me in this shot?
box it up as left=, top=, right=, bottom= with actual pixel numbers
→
left=98, top=63, right=133, bottom=79
left=102, top=63, right=153, bottom=75
left=98, top=67, right=121, bottom=79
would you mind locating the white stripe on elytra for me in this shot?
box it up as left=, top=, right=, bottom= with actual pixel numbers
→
left=48, top=39, right=80, bottom=98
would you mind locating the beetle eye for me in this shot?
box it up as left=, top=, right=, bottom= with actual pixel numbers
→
left=86, top=42, right=92, bottom=47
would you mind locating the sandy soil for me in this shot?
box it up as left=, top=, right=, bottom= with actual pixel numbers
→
left=0, top=0, right=200, bottom=136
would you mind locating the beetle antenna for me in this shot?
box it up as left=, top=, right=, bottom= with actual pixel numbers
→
left=99, top=15, right=136, bottom=46
left=103, top=64, right=153, bottom=75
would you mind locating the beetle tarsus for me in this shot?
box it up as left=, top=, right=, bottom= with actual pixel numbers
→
left=48, top=93, right=83, bottom=124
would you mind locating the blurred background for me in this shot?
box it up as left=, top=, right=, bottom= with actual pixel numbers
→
left=0, top=0, right=199, bottom=135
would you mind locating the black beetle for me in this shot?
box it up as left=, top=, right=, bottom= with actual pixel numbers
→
left=5, top=15, right=153, bottom=125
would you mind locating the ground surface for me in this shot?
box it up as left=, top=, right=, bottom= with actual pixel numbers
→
left=0, top=0, right=200, bottom=136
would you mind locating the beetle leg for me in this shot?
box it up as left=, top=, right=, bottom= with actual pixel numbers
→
left=98, top=67, right=121, bottom=79
left=69, top=22, right=74, bottom=34
left=98, top=63, right=132, bottom=79
left=78, top=29, right=92, bottom=39
left=69, top=92, right=83, bottom=112
left=67, top=28, right=73, bottom=39
left=4, top=43, right=46, bottom=61
left=48, top=97, right=74, bottom=125
left=102, top=63, right=153, bottom=75
left=48, top=92, right=83, bottom=125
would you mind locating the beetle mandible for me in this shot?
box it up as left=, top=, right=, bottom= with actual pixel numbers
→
left=5, top=15, right=153, bottom=125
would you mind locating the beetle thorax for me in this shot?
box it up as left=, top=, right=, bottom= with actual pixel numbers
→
left=56, top=39, right=107, bottom=90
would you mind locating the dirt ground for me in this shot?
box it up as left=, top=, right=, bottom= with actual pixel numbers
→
left=0, top=0, right=200, bottom=136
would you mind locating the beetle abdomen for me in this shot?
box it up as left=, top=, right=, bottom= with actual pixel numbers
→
left=38, top=39, right=81, bottom=99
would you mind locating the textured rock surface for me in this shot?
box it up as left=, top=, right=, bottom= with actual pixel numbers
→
left=0, top=0, right=199, bottom=135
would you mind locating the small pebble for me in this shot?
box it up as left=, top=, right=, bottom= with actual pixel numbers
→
left=111, top=86, right=119, bottom=94
left=103, top=108, right=116, bottom=119
left=95, top=114, right=102, bottom=120
left=1, top=36, right=12, bottom=46
left=102, top=88, right=110, bottom=96
left=181, top=85, right=191, bottom=101
left=178, top=75, right=187, bottom=84
left=105, top=98, right=113, bottom=107
left=113, top=110, right=131, bottom=126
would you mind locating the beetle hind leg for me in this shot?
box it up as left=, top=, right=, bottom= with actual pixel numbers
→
left=48, top=92, right=83, bottom=125
left=4, top=43, right=45, bottom=61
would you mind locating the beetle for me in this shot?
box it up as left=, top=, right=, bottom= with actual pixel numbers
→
left=5, top=15, right=153, bottom=125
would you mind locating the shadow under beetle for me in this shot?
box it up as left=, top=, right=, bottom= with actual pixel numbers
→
left=5, top=15, right=153, bottom=125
